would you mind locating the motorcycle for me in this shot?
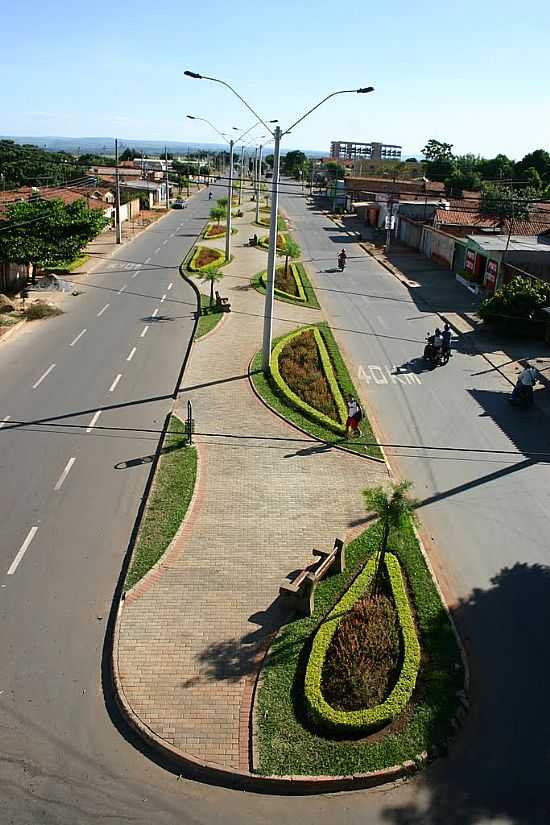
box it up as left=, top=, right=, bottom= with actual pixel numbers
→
left=423, top=335, right=449, bottom=369
left=338, top=255, right=347, bottom=272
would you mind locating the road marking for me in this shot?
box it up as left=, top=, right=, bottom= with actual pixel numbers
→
left=118, top=284, right=127, bottom=294
left=109, top=373, right=122, bottom=392
left=127, top=347, right=137, bottom=362
left=160, top=294, right=167, bottom=303
left=54, top=457, right=76, bottom=491
left=152, top=308, right=159, bottom=317
left=33, top=363, right=56, bottom=389
left=70, top=328, right=87, bottom=347
left=162, top=239, right=168, bottom=245
left=7, top=526, right=39, bottom=575
left=86, top=410, right=102, bottom=433
left=167, top=282, right=173, bottom=290
left=144, top=257, right=151, bottom=264
left=140, top=326, right=149, bottom=338
left=170, top=232, right=175, bottom=238
left=0, top=415, right=11, bottom=429
left=131, top=271, right=139, bottom=279
left=358, top=364, right=422, bottom=386
left=154, top=247, right=161, bottom=254
left=97, top=303, right=110, bottom=317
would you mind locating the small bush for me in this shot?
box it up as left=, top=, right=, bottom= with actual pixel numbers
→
left=478, top=275, right=550, bottom=336
left=25, top=301, right=63, bottom=321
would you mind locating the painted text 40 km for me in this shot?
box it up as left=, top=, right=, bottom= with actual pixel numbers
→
left=358, top=365, right=422, bottom=385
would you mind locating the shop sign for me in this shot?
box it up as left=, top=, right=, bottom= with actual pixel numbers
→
left=465, top=249, right=476, bottom=272
left=486, top=259, right=498, bottom=289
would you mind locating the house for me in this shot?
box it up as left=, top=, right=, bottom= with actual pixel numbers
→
left=117, top=178, right=171, bottom=207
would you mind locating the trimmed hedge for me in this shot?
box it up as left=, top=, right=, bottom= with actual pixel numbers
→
left=187, top=245, right=228, bottom=272
left=304, top=553, right=421, bottom=734
left=270, top=325, right=347, bottom=434
left=260, top=263, right=307, bottom=302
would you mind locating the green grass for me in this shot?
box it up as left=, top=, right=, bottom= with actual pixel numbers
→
left=125, top=416, right=197, bottom=590
left=250, top=322, right=382, bottom=460
left=45, top=254, right=90, bottom=274
left=196, top=292, right=225, bottom=338
left=252, top=262, right=320, bottom=310
left=256, top=515, right=464, bottom=776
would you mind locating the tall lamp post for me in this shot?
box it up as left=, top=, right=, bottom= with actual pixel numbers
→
left=185, top=70, right=374, bottom=371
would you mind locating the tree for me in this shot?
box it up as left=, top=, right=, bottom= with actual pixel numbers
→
left=216, top=196, right=228, bottom=209
left=477, top=153, right=514, bottom=183
left=0, top=197, right=108, bottom=282
left=196, top=268, right=224, bottom=307
left=209, top=204, right=225, bottom=226
left=278, top=235, right=300, bottom=276
left=362, top=481, right=417, bottom=596
left=480, top=182, right=539, bottom=220
left=445, top=154, right=483, bottom=195
left=264, top=154, right=274, bottom=169
left=422, top=139, right=455, bottom=182
left=282, top=150, right=306, bottom=178
left=120, top=147, right=138, bottom=162
left=325, top=161, right=347, bottom=180
left=520, top=167, right=543, bottom=192
left=515, top=149, right=550, bottom=186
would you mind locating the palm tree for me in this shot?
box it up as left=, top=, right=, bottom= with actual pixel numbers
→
left=217, top=196, right=228, bottom=209
left=362, top=481, right=418, bottom=595
left=279, top=235, right=300, bottom=276
left=210, top=204, right=225, bottom=226
left=196, top=268, right=224, bottom=307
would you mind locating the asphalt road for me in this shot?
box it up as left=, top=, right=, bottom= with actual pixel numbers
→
left=1, top=180, right=548, bottom=825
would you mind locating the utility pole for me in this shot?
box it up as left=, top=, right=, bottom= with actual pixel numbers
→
left=238, top=144, right=245, bottom=206
left=165, top=146, right=170, bottom=209
left=115, top=138, right=122, bottom=244
left=499, top=181, right=515, bottom=291
left=261, top=125, right=281, bottom=372
left=226, top=139, right=234, bottom=261
left=385, top=170, right=397, bottom=254
left=255, top=144, right=263, bottom=224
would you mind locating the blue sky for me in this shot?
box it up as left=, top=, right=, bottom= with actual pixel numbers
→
left=3, top=0, right=549, bottom=161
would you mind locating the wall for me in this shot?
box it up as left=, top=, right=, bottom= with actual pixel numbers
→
left=397, top=216, right=423, bottom=249
left=1, top=262, right=29, bottom=294
left=422, top=226, right=456, bottom=267
left=127, top=198, right=141, bottom=219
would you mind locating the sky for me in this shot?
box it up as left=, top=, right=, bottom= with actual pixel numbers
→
left=3, top=0, right=550, bottom=162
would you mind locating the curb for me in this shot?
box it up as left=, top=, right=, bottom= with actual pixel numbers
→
left=0, top=318, right=26, bottom=344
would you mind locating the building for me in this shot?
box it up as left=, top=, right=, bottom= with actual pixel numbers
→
left=353, top=157, right=424, bottom=178
left=330, top=140, right=402, bottom=162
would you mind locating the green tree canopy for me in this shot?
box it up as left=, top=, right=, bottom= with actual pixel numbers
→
left=363, top=481, right=417, bottom=595
left=515, top=149, right=550, bottom=185
left=196, top=268, right=224, bottom=306
left=282, top=150, right=307, bottom=178
left=477, top=153, right=514, bottom=182
left=209, top=204, right=225, bottom=226
left=422, top=139, right=455, bottom=182
left=480, top=183, right=539, bottom=220
left=0, top=139, right=82, bottom=188
left=277, top=235, right=300, bottom=275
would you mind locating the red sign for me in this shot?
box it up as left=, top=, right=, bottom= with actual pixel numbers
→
left=465, top=249, right=476, bottom=272
left=486, top=259, right=498, bottom=290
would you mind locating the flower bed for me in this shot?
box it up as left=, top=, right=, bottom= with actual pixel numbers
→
left=258, top=232, right=286, bottom=251
left=187, top=245, right=226, bottom=272
left=270, top=326, right=347, bottom=434
left=203, top=223, right=226, bottom=239
left=260, top=263, right=305, bottom=301
left=304, top=553, right=421, bottom=734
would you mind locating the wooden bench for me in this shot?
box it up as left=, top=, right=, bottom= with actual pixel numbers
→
left=215, top=293, right=231, bottom=313
left=248, top=235, right=259, bottom=246
left=279, top=539, right=345, bottom=617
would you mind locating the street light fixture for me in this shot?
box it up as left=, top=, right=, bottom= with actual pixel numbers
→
left=185, top=71, right=374, bottom=370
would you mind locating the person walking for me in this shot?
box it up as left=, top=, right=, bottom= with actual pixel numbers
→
left=442, top=322, right=452, bottom=358
left=345, top=394, right=362, bottom=438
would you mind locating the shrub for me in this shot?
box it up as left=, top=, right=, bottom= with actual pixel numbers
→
left=259, top=263, right=306, bottom=302
left=25, top=300, right=63, bottom=320
left=478, top=276, right=550, bottom=336
left=279, top=330, right=338, bottom=420
left=304, top=553, right=421, bottom=734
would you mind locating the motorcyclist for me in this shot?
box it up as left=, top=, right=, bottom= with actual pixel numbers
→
left=512, top=365, right=538, bottom=406
left=442, top=322, right=452, bottom=358
left=338, top=249, right=347, bottom=270
left=208, top=191, right=213, bottom=200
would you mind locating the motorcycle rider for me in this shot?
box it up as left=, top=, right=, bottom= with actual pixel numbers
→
left=338, top=249, right=347, bottom=270
left=512, top=364, right=538, bottom=406
left=442, top=322, right=452, bottom=358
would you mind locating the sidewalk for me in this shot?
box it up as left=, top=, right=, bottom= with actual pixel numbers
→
left=115, top=202, right=387, bottom=771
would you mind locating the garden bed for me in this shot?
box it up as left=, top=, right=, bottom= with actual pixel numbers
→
left=195, top=293, right=225, bottom=339
left=187, top=245, right=227, bottom=272
left=253, top=262, right=320, bottom=309
left=255, top=515, right=465, bottom=776
left=250, top=322, right=381, bottom=459
left=258, top=232, right=286, bottom=251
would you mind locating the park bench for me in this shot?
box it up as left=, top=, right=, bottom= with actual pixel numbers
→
left=215, top=292, right=231, bottom=312
left=248, top=235, right=259, bottom=247
left=279, top=538, right=345, bottom=617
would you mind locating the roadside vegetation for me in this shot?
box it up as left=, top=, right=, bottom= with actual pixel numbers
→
left=195, top=293, right=225, bottom=339
left=125, top=415, right=197, bottom=590
left=252, top=261, right=320, bottom=309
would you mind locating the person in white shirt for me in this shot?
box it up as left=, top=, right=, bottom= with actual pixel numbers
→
left=346, top=395, right=362, bottom=438
left=512, top=365, right=538, bottom=405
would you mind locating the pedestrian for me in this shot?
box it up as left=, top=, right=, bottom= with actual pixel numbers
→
left=512, top=364, right=539, bottom=405
left=442, top=322, right=452, bottom=357
left=345, top=394, right=363, bottom=438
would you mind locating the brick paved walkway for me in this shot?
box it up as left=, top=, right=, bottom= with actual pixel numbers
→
left=116, top=202, right=387, bottom=769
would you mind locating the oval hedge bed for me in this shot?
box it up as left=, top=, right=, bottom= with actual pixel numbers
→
left=187, top=245, right=228, bottom=272
left=258, top=232, right=287, bottom=252
left=202, top=223, right=237, bottom=240
left=253, top=262, right=320, bottom=309
left=250, top=322, right=382, bottom=459
left=254, top=514, right=465, bottom=777
left=304, top=553, right=420, bottom=735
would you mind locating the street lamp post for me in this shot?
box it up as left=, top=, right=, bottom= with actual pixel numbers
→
left=185, top=70, right=374, bottom=371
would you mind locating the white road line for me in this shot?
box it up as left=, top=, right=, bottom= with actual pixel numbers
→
left=144, top=257, right=151, bottom=264
left=33, top=363, right=56, bottom=389
left=70, top=328, right=87, bottom=347
left=54, top=457, right=76, bottom=491
left=167, top=282, right=173, bottom=290
left=86, top=410, right=102, bottom=433
left=170, top=232, right=175, bottom=238
left=140, top=326, right=149, bottom=338
left=97, top=303, right=110, bottom=317
left=131, top=271, right=139, bottom=279
left=160, top=294, right=167, bottom=303
left=7, top=526, right=39, bottom=575
left=152, top=308, right=159, bottom=317
left=127, top=347, right=137, bottom=362
left=118, top=284, right=127, bottom=294
left=154, top=247, right=161, bottom=254
left=162, top=239, right=168, bottom=245
left=0, top=415, right=11, bottom=429
left=109, top=373, right=122, bottom=392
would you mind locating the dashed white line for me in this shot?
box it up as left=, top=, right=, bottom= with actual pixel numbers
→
left=160, top=294, right=167, bottom=303
left=0, top=415, right=11, bottom=429
left=54, top=457, right=76, bottom=491
left=118, top=284, right=127, bottom=294
left=169, top=232, right=175, bottom=238
left=167, top=282, right=173, bottom=290
left=144, top=257, right=151, bottom=265
left=86, top=410, right=102, bottom=433
left=152, top=308, right=159, bottom=317
left=162, top=239, right=168, bottom=246
left=127, top=347, right=137, bottom=362
left=97, top=303, right=110, bottom=317
left=109, top=373, right=122, bottom=392
left=154, top=247, right=161, bottom=254
left=33, top=363, right=56, bottom=389
left=131, top=271, right=139, bottom=279
left=7, top=526, right=39, bottom=575
left=70, top=328, right=87, bottom=347
left=140, top=326, right=149, bottom=338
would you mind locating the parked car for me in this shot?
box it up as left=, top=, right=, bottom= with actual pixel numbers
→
left=172, top=199, right=187, bottom=209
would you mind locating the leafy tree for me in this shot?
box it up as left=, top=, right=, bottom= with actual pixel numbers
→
left=480, top=182, right=539, bottom=220
left=0, top=139, right=82, bottom=188
left=209, top=204, right=225, bottom=226
left=196, top=268, right=224, bottom=307
left=282, top=150, right=306, bottom=178
left=216, top=196, right=228, bottom=209
left=278, top=235, right=300, bottom=276
left=325, top=161, right=348, bottom=180
left=362, top=481, right=417, bottom=596
left=119, top=148, right=138, bottom=162
left=0, top=197, right=108, bottom=282
left=515, top=149, right=550, bottom=186
left=520, top=167, right=543, bottom=191
left=422, top=138, right=455, bottom=182
left=477, top=153, right=514, bottom=182
left=479, top=277, right=550, bottom=330
left=78, top=152, right=116, bottom=167
left=264, top=154, right=274, bottom=169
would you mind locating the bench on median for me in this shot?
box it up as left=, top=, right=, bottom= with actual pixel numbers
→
left=279, top=538, right=345, bottom=617
left=215, top=291, right=231, bottom=312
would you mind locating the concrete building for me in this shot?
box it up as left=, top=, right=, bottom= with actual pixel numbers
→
left=330, top=140, right=401, bottom=162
